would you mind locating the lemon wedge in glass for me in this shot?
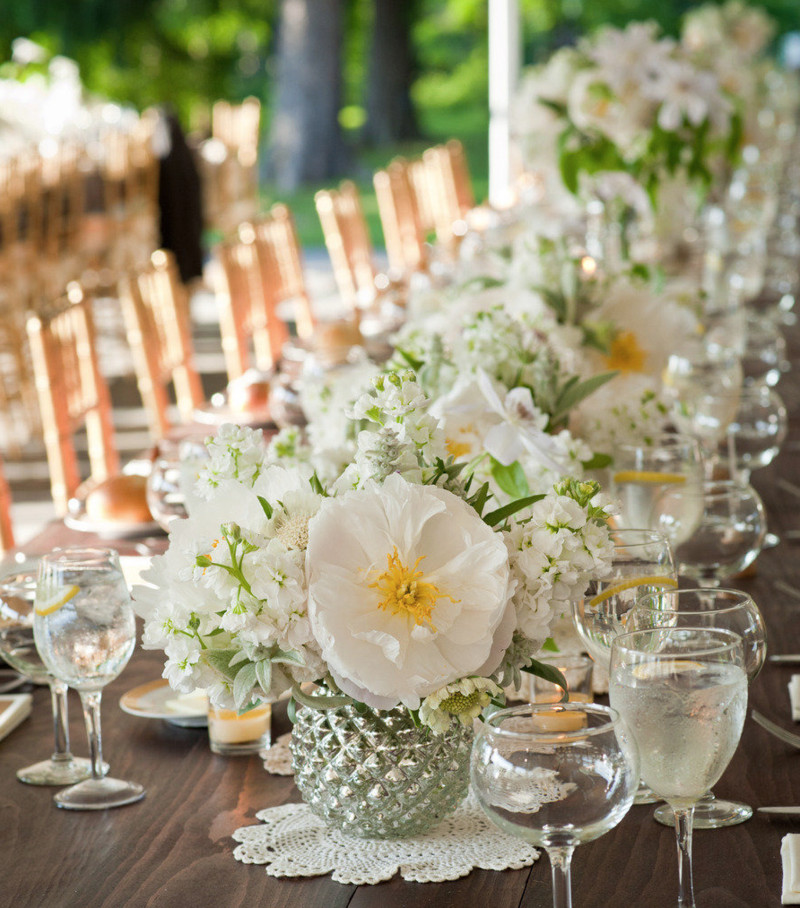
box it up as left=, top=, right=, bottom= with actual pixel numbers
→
left=589, top=575, right=678, bottom=607
left=612, top=470, right=687, bottom=485
left=34, top=584, right=80, bottom=616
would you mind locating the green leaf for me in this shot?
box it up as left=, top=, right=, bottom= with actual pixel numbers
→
left=490, top=458, right=530, bottom=499
left=290, top=683, right=354, bottom=711
left=394, top=347, right=424, bottom=372
left=228, top=650, right=251, bottom=667
left=257, top=496, right=273, bottom=520
left=309, top=472, right=325, bottom=496
left=581, top=452, right=612, bottom=471
left=270, top=647, right=305, bottom=667
left=233, top=662, right=258, bottom=709
left=483, top=493, right=545, bottom=528
left=551, top=371, right=617, bottom=425
left=521, top=658, right=568, bottom=702
left=468, top=481, right=491, bottom=517
left=541, top=637, right=559, bottom=653
left=255, top=660, right=272, bottom=694
left=201, top=648, right=241, bottom=683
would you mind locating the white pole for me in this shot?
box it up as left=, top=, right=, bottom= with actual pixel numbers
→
left=488, top=0, right=521, bottom=208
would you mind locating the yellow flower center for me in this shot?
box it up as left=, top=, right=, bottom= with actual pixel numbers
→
left=274, top=513, right=310, bottom=550
left=605, top=331, right=647, bottom=373
left=446, top=437, right=472, bottom=459
left=369, top=547, right=455, bottom=631
left=439, top=690, right=483, bottom=716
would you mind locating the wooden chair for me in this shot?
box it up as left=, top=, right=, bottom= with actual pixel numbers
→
left=119, top=249, right=204, bottom=439
left=314, top=181, right=378, bottom=309
left=421, top=139, right=474, bottom=251
left=215, top=226, right=283, bottom=380
left=253, top=204, right=315, bottom=340
left=373, top=158, right=427, bottom=277
left=0, top=453, right=15, bottom=555
left=27, top=283, right=119, bottom=516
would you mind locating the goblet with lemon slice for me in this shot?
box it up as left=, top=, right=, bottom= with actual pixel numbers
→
left=628, top=588, right=766, bottom=829
left=572, top=528, right=677, bottom=805
left=0, top=571, right=99, bottom=785
left=611, top=433, right=704, bottom=540
left=33, top=548, right=145, bottom=810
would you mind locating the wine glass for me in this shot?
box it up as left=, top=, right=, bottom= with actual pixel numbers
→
left=146, top=436, right=209, bottom=531
left=610, top=627, right=747, bottom=908
left=572, top=528, right=676, bottom=804
left=740, top=311, right=787, bottom=387
left=471, top=702, right=639, bottom=908
left=0, top=570, right=94, bottom=785
left=724, top=384, right=788, bottom=483
left=629, top=588, right=766, bottom=829
left=33, top=548, right=145, bottom=810
left=611, top=433, right=704, bottom=533
left=652, top=479, right=766, bottom=586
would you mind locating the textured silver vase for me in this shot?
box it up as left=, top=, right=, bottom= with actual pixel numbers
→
left=290, top=702, right=473, bottom=839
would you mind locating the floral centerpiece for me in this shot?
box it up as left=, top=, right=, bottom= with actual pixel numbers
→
left=136, top=372, right=613, bottom=836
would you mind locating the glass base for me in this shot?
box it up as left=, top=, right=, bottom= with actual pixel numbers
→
left=634, top=781, right=661, bottom=806
left=54, top=776, right=146, bottom=810
left=654, top=796, right=752, bottom=829
left=17, top=756, right=106, bottom=787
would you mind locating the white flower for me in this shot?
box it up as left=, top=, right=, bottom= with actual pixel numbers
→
left=477, top=370, right=567, bottom=473
left=419, top=677, right=502, bottom=733
left=305, top=473, right=515, bottom=710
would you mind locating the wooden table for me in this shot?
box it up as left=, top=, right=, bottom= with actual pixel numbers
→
left=5, top=331, right=800, bottom=908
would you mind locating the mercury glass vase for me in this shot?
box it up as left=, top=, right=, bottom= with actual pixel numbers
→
left=290, top=702, right=473, bottom=839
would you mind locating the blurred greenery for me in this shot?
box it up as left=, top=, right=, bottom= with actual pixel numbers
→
left=1, top=0, right=797, bottom=247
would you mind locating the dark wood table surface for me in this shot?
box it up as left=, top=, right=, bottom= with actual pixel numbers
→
left=5, top=326, right=800, bottom=908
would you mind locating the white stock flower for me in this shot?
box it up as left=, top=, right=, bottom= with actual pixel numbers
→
left=306, top=473, right=515, bottom=710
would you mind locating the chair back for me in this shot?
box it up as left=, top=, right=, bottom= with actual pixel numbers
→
left=253, top=204, right=315, bottom=340
left=315, top=181, right=376, bottom=308
left=0, top=454, right=15, bottom=555
left=27, top=283, right=119, bottom=515
left=421, top=139, right=474, bottom=250
left=119, top=249, right=204, bottom=439
left=373, top=158, right=427, bottom=277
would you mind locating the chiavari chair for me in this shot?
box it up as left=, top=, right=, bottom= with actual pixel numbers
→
left=0, top=453, right=15, bottom=555
left=252, top=203, right=315, bottom=340
left=26, top=283, right=119, bottom=516
left=118, top=249, right=204, bottom=439
left=421, top=139, right=474, bottom=251
left=315, top=181, right=378, bottom=309
left=215, top=225, right=282, bottom=380
left=373, top=158, right=428, bottom=277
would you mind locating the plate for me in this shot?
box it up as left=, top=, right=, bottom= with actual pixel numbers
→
left=64, top=512, right=165, bottom=539
left=193, top=399, right=275, bottom=429
left=119, top=680, right=208, bottom=727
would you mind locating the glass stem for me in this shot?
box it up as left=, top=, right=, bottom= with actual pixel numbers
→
left=674, top=806, right=696, bottom=908
left=79, top=690, right=104, bottom=781
left=49, top=678, right=73, bottom=763
left=547, top=845, right=575, bottom=908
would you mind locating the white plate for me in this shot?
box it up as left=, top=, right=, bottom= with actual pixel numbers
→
left=64, top=512, right=165, bottom=539
left=119, top=680, right=208, bottom=727
left=193, top=400, right=275, bottom=429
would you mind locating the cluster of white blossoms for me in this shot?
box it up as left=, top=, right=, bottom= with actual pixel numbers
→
left=137, top=373, right=614, bottom=733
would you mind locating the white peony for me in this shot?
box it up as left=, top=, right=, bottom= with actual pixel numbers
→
left=305, top=473, right=515, bottom=710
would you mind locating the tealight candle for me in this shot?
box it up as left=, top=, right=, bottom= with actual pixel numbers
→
left=530, top=708, right=588, bottom=733
left=207, top=704, right=271, bottom=755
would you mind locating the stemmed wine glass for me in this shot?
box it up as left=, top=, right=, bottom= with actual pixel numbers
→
left=610, top=627, right=748, bottom=908
left=628, top=588, right=766, bottom=829
left=471, top=702, right=639, bottom=908
left=572, top=528, right=676, bottom=804
left=0, top=570, right=94, bottom=785
left=33, top=548, right=145, bottom=810
left=652, top=479, right=766, bottom=586
left=146, top=436, right=209, bottom=531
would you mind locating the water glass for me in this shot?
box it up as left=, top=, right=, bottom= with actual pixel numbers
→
left=34, top=548, right=145, bottom=810
left=629, top=588, right=766, bottom=829
left=0, top=571, right=94, bottom=785
left=472, top=702, right=639, bottom=908
left=611, top=433, right=704, bottom=533
left=723, top=384, right=788, bottom=482
left=610, top=628, right=747, bottom=907
left=653, top=479, right=766, bottom=586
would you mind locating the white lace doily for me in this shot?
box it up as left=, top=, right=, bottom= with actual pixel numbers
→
left=232, top=791, right=539, bottom=885
left=262, top=733, right=293, bottom=775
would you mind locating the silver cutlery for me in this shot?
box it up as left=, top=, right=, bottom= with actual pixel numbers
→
left=757, top=806, right=800, bottom=817
left=751, top=709, right=800, bottom=749
left=773, top=579, right=800, bottom=601
left=778, top=478, right=800, bottom=500
left=769, top=654, right=800, bottom=663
